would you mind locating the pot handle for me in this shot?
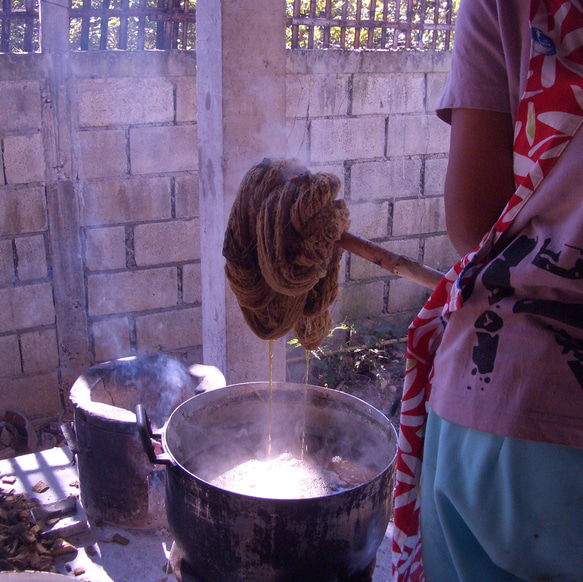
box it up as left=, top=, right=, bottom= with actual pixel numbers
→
left=135, top=404, right=172, bottom=466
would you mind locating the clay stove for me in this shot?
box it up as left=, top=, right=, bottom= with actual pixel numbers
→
left=65, top=354, right=225, bottom=529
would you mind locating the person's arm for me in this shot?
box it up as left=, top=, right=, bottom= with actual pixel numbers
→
left=444, top=107, right=516, bottom=256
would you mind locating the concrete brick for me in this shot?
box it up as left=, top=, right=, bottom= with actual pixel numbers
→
left=81, top=177, right=172, bottom=226
left=175, top=174, right=199, bottom=218
left=0, top=239, right=14, bottom=285
left=92, top=316, right=131, bottom=362
left=15, top=235, right=47, bottom=281
left=347, top=201, right=390, bottom=240
left=311, top=117, right=385, bottom=163
left=333, top=281, right=384, bottom=321
left=424, top=157, right=448, bottom=197
left=426, top=72, right=449, bottom=113
left=286, top=73, right=350, bottom=118
left=0, top=81, right=41, bottom=133
left=130, top=125, right=197, bottom=174
left=0, top=186, right=47, bottom=235
left=136, top=306, right=202, bottom=352
left=387, top=277, right=430, bottom=313
left=20, top=328, right=59, bottom=374
left=85, top=226, right=126, bottom=271
left=0, top=371, right=61, bottom=419
left=0, top=334, right=21, bottom=377
left=3, top=134, right=44, bottom=184
left=386, top=113, right=450, bottom=157
left=87, top=267, right=177, bottom=316
left=424, top=233, right=459, bottom=272
left=134, top=219, right=200, bottom=266
left=352, top=73, right=425, bottom=115
left=349, top=238, right=420, bottom=280
left=182, top=262, right=201, bottom=304
left=286, top=118, right=310, bottom=161
left=176, top=77, right=197, bottom=122
left=392, top=197, right=446, bottom=236
left=350, top=159, right=422, bottom=201
left=0, top=283, right=55, bottom=333
left=78, top=129, right=128, bottom=179
left=78, top=77, right=174, bottom=127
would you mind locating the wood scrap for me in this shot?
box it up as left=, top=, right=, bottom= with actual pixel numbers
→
left=0, top=486, right=59, bottom=572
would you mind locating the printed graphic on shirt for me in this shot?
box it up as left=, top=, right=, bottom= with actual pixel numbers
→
left=468, top=235, right=583, bottom=391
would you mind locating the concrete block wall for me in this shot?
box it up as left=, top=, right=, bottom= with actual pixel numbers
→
left=1, top=48, right=456, bottom=421
left=72, top=52, right=201, bottom=367
left=286, top=50, right=460, bottom=336
left=0, top=52, right=201, bottom=419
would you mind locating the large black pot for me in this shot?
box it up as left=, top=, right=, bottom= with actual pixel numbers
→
left=138, top=382, right=397, bottom=582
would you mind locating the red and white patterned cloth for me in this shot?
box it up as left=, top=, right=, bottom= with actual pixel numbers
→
left=392, top=1, right=583, bottom=580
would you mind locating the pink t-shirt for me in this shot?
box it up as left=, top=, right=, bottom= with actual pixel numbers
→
left=430, top=0, right=583, bottom=448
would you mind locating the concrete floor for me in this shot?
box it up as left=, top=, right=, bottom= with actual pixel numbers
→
left=0, top=447, right=394, bottom=582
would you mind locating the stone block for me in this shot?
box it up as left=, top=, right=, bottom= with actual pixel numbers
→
left=20, top=328, right=59, bottom=374
left=285, top=118, right=310, bottom=161
left=311, top=117, right=385, bottom=163
left=176, top=77, right=197, bottom=122
left=3, top=134, right=44, bottom=184
left=349, top=238, right=420, bottom=280
left=78, top=129, right=128, bottom=179
left=81, top=177, right=172, bottom=226
left=0, top=372, right=61, bottom=419
left=15, top=235, right=47, bottom=281
left=182, top=262, right=202, bottom=304
left=424, top=233, right=459, bottom=272
left=0, top=334, right=21, bottom=377
left=387, top=113, right=450, bottom=157
left=0, top=239, right=14, bottom=285
left=426, top=72, right=449, bottom=112
left=0, top=81, right=41, bottom=133
left=130, top=125, right=198, bottom=174
left=134, top=219, right=200, bottom=266
left=85, top=226, right=126, bottom=271
left=0, top=283, right=55, bottom=333
left=175, top=174, right=199, bottom=218
left=136, top=306, right=203, bottom=352
left=286, top=73, right=350, bottom=118
left=0, top=186, right=47, bottom=236
left=352, top=73, right=425, bottom=115
left=92, top=316, right=131, bottom=363
left=78, top=77, right=174, bottom=127
left=87, top=267, right=177, bottom=316
left=333, top=281, right=385, bottom=321
left=387, top=277, right=430, bottom=313
left=424, top=157, right=449, bottom=197
left=350, top=159, right=422, bottom=201
left=346, top=201, right=390, bottom=240
left=392, top=197, right=446, bottom=236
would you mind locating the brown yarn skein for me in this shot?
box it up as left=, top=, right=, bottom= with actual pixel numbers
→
left=223, top=158, right=350, bottom=350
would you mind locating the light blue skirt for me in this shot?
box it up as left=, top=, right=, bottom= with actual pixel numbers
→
left=420, top=407, right=583, bottom=581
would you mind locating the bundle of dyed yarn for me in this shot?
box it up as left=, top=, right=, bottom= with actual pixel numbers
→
left=222, top=158, right=350, bottom=350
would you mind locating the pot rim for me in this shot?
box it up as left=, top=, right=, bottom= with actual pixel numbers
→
left=160, top=381, right=398, bottom=501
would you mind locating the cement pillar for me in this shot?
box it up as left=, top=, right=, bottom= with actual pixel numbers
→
left=40, top=0, right=91, bottom=406
left=196, top=0, right=288, bottom=384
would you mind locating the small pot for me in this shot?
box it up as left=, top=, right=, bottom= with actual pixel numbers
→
left=138, top=381, right=397, bottom=582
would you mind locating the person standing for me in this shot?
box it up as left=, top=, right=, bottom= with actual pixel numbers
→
left=392, top=0, right=583, bottom=580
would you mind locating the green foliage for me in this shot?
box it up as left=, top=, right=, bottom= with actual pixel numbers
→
left=289, top=319, right=403, bottom=390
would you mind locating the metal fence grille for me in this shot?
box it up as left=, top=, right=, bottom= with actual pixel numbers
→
left=0, top=0, right=39, bottom=52
left=69, top=0, right=196, bottom=51
left=0, top=0, right=456, bottom=53
left=286, top=0, right=455, bottom=50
